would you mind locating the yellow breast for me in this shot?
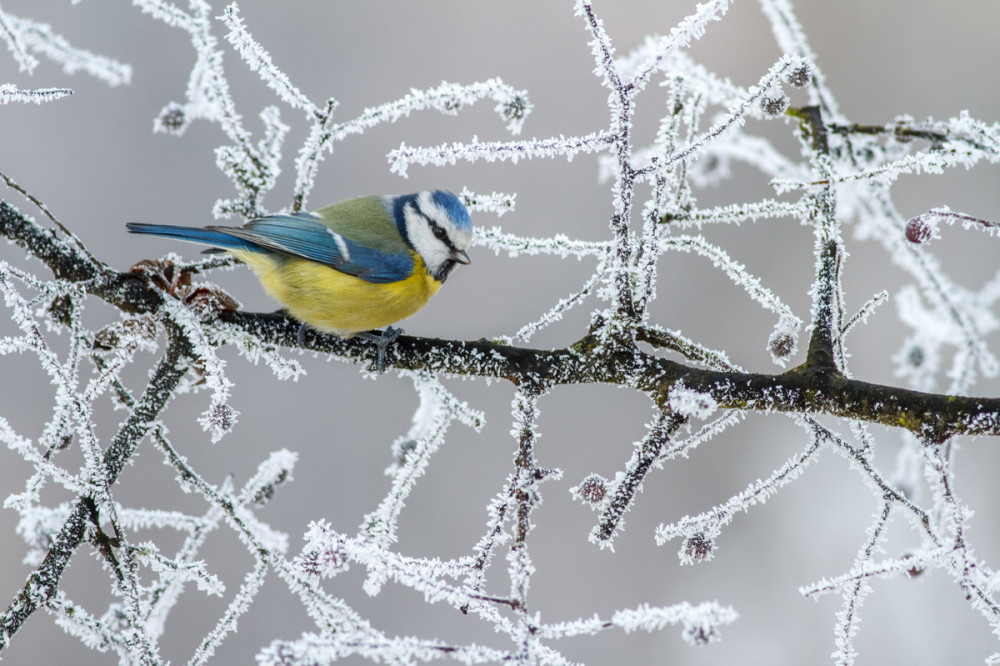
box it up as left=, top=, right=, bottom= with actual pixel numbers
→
left=231, top=250, right=442, bottom=336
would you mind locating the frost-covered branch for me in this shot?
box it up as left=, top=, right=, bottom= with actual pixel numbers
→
left=0, top=326, right=192, bottom=650
left=205, top=310, right=1000, bottom=441
left=3, top=0, right=1000, bottom=663
left=0, top=10, right=131, bottom=84
left=0, top=83, right=71, bottom=104
left=590, top=408, right=686, bottom=548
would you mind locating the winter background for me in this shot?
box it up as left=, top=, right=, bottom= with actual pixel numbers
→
left=1, top=1, right=1000, bottom=664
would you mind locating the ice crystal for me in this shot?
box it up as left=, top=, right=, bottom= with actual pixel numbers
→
left=668, top=382, right=718, bottom=420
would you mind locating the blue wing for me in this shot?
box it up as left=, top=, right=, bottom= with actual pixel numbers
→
left=128, top=212, right=415, bottom=284
left=212, top=213, right=415, bottom=284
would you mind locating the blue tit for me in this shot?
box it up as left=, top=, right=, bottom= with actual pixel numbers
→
left=127, top=190, right=472, bottom=365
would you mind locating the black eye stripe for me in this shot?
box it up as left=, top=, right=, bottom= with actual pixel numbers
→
left=422, top=214, right=457, bottom=251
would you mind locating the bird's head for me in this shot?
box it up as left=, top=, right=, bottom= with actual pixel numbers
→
left=393, top=190, right=473, bottom=282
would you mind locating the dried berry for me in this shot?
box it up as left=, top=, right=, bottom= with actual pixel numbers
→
left=760, top=92, right=789, bottom=117
left=905, top=217, right=933, bottom=244
left=575, top=473, right=608, bottom=506
left=683, top=532, right=714, bottom=563
left=769, top=332, right=796, bottom=360
left=787, top=65, right=811, bottom=88
left=155, top=102, right=188, bottom=134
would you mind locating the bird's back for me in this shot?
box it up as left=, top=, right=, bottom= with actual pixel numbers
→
left=312, top=195, right=410, bottom=255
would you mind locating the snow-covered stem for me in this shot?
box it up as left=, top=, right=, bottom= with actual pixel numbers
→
left=151, top=432, right=388, bottom=652
left=661, top=199, right=806, bottom=229
left=389, top=132, right=613, bottom=177
left=0, top=7, right=36, bottom=74
left=592, top=409, right=686, bottom=547
left=361, top=373, right=484, bottom=548
left=655, top=424, right=824, bottom=556
left=507, top=385, right=547, bottom=661
left=189, top=557, right=267, bottom=666
left=577, top=1, right=639, bottom=324
left=220, top=3, right=316, bottom=114
left=832, top=501, right=892, bottom=666
left=789, top=106, right=844, bottom=370
left=0, top=12, right=131, bottom=85
left=510, top=384, right=543, bottom=559
left=921, top=442, right=1000, bottom=626
left=0, top=327, right=192, bottom=649
left=906, top=208, right=1000, bottom=238
left=213, top=309, right=1000, bottom=440
left=0, top=83, right=72, bottom=104
left=509, top=266, right=603, bottom=344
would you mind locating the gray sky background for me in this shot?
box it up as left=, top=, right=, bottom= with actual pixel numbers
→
left=1, top=2, right=999, bottom=664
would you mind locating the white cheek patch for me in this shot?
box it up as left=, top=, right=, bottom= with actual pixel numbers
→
left=404, top=203, right=451, bottom=274
left=452, top=227, right=473, bottom=252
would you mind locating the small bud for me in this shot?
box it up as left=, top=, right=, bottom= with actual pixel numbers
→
left=251, top=469, right=289, bottom=506
left=683, top=623, right=719, bottom=646
left=394, top=439, right=418, bottom=466
left=893, top=119, right=915, bottom=143
left=572, top=473, right=609, bottom=508
left=760, top=92, right=789, bottom=117
left=902, top=553, right=924, bottom=578
left=682, top=532, right=714, bottom=563
left=201, top=402, right=237, bottom=437
left=906, top=345, right=925, bottom=368
left=905, top=217, right=934, bottom=244
left=265, top=643, right=297, bottom=666
left=298, top=544, right=349, bottom=579
left=768, top=331, right=796, bottom=361
left=502, top=96, right=529, bottom=122
left=787, top=65, right=811, bottom=88
left=155, top=102, right=188, bottom=135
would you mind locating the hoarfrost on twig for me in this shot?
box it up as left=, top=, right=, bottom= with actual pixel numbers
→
left=3, top=1, right=1000, bottom=664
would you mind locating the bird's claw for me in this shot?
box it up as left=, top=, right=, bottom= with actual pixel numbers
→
left=356, top=326, right=402, bottom=373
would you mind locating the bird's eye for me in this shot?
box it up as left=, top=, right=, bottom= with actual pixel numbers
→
left=432, top=226, right=447, bottom=241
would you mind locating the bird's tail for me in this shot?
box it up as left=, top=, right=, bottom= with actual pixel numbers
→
left=125, top=223, right=256, bottom=252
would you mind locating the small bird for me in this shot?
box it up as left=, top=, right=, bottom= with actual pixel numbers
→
left=127, top=190, right=472, bottom=369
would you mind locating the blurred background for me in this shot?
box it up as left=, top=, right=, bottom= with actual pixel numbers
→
left=1, top=1, right=1000, bottom=664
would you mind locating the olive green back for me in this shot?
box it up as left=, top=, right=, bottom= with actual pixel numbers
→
left=313, top=196, right=411, bottom=255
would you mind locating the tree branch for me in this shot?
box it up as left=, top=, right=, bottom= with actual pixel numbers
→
left=222, top=310, right=1000, bottom=441
left=0, top=325, right=192, bottom=649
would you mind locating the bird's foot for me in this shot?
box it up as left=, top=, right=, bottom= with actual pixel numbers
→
left=355, top=326, right=403, bottom=374
left=296, top=321, right=309, bottom=346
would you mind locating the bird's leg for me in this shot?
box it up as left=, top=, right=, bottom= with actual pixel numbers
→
left=354, top=326, right=403, bottom=373
left=296, top=322, right=309, bottom=346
